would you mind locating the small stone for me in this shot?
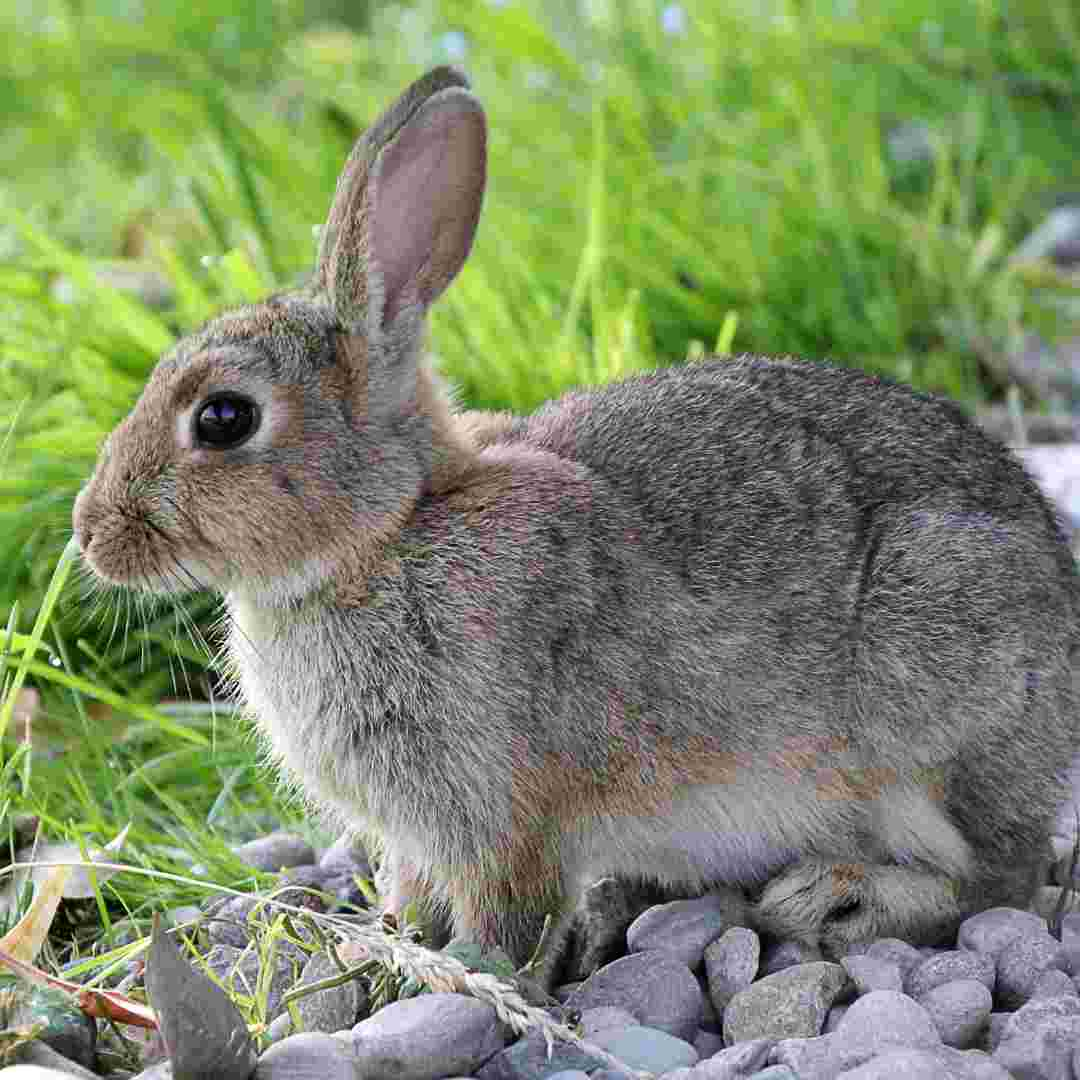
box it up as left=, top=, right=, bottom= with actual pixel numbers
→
left=207, top=942, right=304, bottom=1021
left=840, top=955, right=902, bottom=995
left=591, top=1025, right=699, bottom=1073
left=1001, top=993, right=1080, bottom=1042
left=255, top=1031, right=361, bottom=1079
left=836, top=1045, right=1012, bottom=1079
left=1058, top=942, right=1080, bottom=976
left=994, top=1015, right=1080, bottom=1079
left=265, top=1012, right=293, bottom=1044
left=167, top=904, right=202, bottom=927
left=1031, top=969, right=1077, bottom=1000
left=704, top=927, right=760, bottom=1013
left=693, top=1038, right=773, bottom=1077
left=579, top=1007, right=638, bottom=1040
left=292, top=952, right=367, bottom=1032
left=567, top=951, right=703, bottom=1041
left=626, top=890, right=747, bottom=971
left=543, top=1072, right=590, bottom=1080
left=353, top=993, right=509, bottom=1080
left=1012, top=205, right=1080, bottom=267
left=128, top=1063, right=173, bottom=1080
left=957, top=907, right=1048, bottom=957
left=477, top=1031, right=608, bottom=1080
left=723, top=962, right=849, bottom=1044
left=864, top=939, right=923, bottom=977
left=833, top=990, right=941, bottom=1051
left=770, top=1033, right=866, bottom=1080
left=916, top=979, right=993, bottom=1048
left=995, top=931, right=1065, bottom=1008
left=235, top=831, right=316, bottom=871
left=904, top=950, right=996, bottom=999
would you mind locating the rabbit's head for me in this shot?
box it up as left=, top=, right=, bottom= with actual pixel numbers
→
left=73, top=67, right=486, bottom=601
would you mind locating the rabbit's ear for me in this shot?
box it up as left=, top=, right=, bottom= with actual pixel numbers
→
left=315, top=66, right=486, bottom=336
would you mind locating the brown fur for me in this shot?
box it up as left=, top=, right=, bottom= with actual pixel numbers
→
left=74, top=67, right=1080, bottom=988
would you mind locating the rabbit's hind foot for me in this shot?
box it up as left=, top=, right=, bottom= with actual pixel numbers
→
left=752, top=857, right=963, bottom=957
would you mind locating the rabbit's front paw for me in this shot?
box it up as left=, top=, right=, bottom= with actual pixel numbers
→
left=753, top=858, right=963, bottom=956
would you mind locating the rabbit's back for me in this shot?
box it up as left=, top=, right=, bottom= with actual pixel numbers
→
left=502, top=356, right=1070, bottom=593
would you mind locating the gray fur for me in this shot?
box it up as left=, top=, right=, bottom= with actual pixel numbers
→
left=73, top=68, right=1080, bottom=986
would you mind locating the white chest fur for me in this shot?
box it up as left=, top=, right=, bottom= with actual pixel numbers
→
left=226, top=590, right=376, bottom=825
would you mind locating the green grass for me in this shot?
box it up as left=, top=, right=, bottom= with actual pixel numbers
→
left=1, top=0, right=1079, bottom=982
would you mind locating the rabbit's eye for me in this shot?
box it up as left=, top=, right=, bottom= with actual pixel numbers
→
left=195, top=395, right=258, bottom=448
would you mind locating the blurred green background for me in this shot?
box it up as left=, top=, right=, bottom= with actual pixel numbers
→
left=1, top=0, right=1079, bottom=912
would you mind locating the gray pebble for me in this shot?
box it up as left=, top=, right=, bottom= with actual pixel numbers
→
left=579, top=1006, right=638, bottom=1040
left=916, top=979, right=993, bottom=1048
left=1012, top=205, right=1080, bottom=267
left=704, top=927, right=760, bottom=1013
left=265, top=1012, right=293, bottom=1044
left=627, top=890, right=747, bottom=971
left=994, top=1014, right=1080, bottom=1079
left=1002, top=993, right=1080, bottom=1042
left=292, top=952, right=367, bottom=1032
left=235, top=831, right=316, bottom=872
left=864, top=938, right=923, bottom=977
left=205, top=942, right=301, bottom=1021
left=1056, top=942, right=1080, bottom=977
left=1031, top=969, right=1077, bottom=1001
left=477, top=1030, right=609, bottom=1080
left=568, top=950, right=703, bottom=1041
left=128, top=1063, right=174, bottom=1080
left=723, top=962, right=849, bottom=1044
left=353, top=992, right=509, bottom=1080
left=995, top=931, right=1065, bottom=1009
left=840, top=955, right=902, bottom=995
left=694, top=1038, right=774, bottom=1077
left=904, top=949, right=996, bottom=999
left=255, top=1031, right=361, bottom=1079
left=833, top=990, right=941, bottom=1051
left=835, top=1045, right=1012, bottom=1079
left=957, top=907, right=1048, bottom=957
left=591, top=1025, right=699, bottom=1073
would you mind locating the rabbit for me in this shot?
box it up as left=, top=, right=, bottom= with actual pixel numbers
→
left=74, top=65, right=1080, bottom=992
